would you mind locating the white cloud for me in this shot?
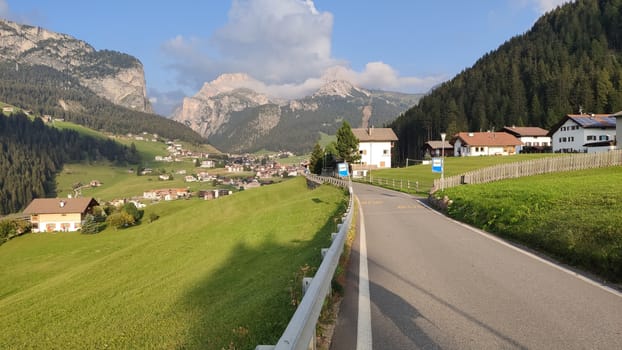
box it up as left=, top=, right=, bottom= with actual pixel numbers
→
left=536, top=0, right=573, bottom=13
left=515, top=0, right=574, bottom=14
left=0, top=0, right=10, bottom=18
left=161, top=0, right=439, bottom=102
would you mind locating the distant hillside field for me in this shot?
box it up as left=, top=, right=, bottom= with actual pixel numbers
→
left=0, top=178, right=347, bottom=349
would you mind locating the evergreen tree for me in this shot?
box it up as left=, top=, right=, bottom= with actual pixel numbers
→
left=309, top=142, right=325, bottom=175
left=336, top=121, right=360, bottom=164
left=81, top=214, right=100, bottom=234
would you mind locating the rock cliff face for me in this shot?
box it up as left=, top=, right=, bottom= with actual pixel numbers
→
left=173, top=74, right=271, bottom=138
left=173, top=74, right=423, bottom=153
left=0, top=19, right=151, bottom=112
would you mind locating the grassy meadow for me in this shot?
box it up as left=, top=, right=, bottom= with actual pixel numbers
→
left=0, top=177, right=347, bottom=349
left=364, top=153, right=563, bottom=194
left=54, top=162, right=245, bottom=201
left=443, top=166, right=622, bottom=282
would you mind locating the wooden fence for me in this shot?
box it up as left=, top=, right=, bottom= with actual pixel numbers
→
left=359, top=176, right=422, bottom=193
left=432, top=150, right=622, bottom=193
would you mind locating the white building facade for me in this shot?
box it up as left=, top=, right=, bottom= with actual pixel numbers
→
left=352, top=128, right=398, bottom=169
left=550, top=114, right=616, bottom=153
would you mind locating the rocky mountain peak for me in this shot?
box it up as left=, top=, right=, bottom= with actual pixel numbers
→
left=197, top=73, right=257, bottom=98
left=312, top=79, right=369, bottom=98
left=0, top=18, right=151, bottom=112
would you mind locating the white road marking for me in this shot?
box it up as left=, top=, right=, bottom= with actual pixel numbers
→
left=356, top=196, right=373, bottom=350
left=417, top=199, right=622, bottom=298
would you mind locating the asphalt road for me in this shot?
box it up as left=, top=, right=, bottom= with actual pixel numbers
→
left=331, top=183, right=622, bottom=350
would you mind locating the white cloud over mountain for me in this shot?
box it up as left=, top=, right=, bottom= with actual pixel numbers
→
left=517, top=0, right=574, bottom=14
left=161, top=0, right=442, bottom=101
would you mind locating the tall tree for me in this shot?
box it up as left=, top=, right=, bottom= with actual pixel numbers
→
left=335, top=121, right=360, bottom=164
left=309, top=142, right=324, bottom=175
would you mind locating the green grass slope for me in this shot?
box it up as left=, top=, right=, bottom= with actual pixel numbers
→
left=444, top=167, right=622, bottom=282
left=0, top=178, right=347, bottom=349
left=364, top=154, right=562, bottom=194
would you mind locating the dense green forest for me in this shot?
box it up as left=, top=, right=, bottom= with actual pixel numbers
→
left=0, top=62, right=206, bottom=144
left=0, top=112, right=140, bottom=215
left=391, top=0, right=622, bottom=162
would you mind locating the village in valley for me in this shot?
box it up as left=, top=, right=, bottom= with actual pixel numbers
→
left=18, top=109, right=622, bottom=234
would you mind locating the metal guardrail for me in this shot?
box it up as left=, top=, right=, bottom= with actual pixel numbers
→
left=256, top=175, right=353, bottom=350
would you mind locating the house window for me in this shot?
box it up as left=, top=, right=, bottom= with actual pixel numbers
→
left=383, top=149, right=389, bottom=155
left=360, top=149, right=367, bottom=155
left=587, top=135, right=596, bottom=141
left=569, top=137, right=574, bottom=142
left=599, top=135, right=609, bottom=141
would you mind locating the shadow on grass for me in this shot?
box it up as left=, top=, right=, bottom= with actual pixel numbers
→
left=176, top=202, right=346, bottom=349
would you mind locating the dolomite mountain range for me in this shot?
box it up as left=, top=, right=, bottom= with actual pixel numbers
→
left=172, top=73, right=422, bottom=153
left=0, top=18, right=422, bottom=153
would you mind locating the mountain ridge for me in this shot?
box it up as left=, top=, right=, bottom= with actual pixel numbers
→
left=173, top=75, right=422, bottom=153
left=0, top=18, right=152, bottom=113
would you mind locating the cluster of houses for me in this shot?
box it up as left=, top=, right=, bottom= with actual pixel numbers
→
left=424, top=112, right=621, bottom=158
left=351, top=112, right=620, bottom=175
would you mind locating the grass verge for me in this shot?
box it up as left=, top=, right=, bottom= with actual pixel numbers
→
left=363, top=154, right=562, bottom=194
left=442, top=166, right=622, bottom=282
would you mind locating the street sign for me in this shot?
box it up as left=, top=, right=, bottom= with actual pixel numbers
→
left=337, top=162, right=349, bottom=177
left=432, top=157, right=443, bottom=173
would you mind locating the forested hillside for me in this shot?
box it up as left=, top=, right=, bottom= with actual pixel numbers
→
left=0, top=62, right=206, bottom=144
left=391, top=0, right=622, bottom=162
left=0, top=112, right=140, bottom=214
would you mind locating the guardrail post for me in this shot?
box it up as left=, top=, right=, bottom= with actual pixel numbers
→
left=302, top=277, right=313, bottom=295
left=321, top=248, right=329, bottom=259
left=331, top=232, right=337, bottom=241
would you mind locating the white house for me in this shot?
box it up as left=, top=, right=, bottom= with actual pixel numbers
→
left=501, top=126, right=551, bottom=152
left=452, top=132, right=523, bottom=156
left=352, top=127, right=398, bottom=170
left=549, top=114, right=617, bottom=153
left=23, top=197, right=99, bottom=232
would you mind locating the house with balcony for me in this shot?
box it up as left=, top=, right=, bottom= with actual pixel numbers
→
left=23, top=197, right=99, bottom=232
left=501, top=126, right=551, bottom=153
left=548, top=113, right=617, bottom=153
left=452, top=132, right=523, bottom=156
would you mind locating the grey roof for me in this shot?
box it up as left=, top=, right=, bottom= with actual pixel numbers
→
left=425, top=141, right=452, bottom=149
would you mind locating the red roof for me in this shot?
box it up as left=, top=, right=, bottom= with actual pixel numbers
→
left=502, top=126, right=549, bottom=137
left=452, top=132, right=523, bottom=147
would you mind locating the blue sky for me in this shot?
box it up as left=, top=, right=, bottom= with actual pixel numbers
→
left=1, top=0, right=572, bottom=115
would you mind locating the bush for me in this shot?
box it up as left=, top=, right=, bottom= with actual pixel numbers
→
left=148, top=213, right=159, bottom=223
left=106, top=212, right=135, bottom=229
left=122, top=202, right=143, bottom=222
